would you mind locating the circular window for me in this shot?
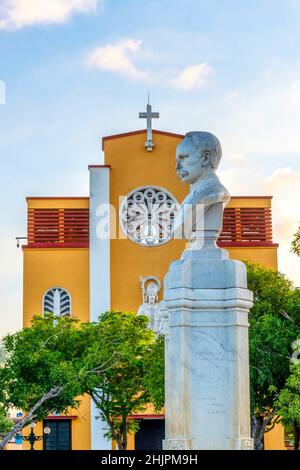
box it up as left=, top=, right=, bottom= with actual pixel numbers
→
left=119, top=186, right=179, bottom=247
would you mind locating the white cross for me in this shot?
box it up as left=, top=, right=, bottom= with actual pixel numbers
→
left=139, top=97, right=159, bottom=151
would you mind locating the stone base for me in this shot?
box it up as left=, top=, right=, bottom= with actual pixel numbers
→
left=163, top=247, right=253, bottom=450
left=163, top=439, right=192, bottom=450
left=163, top=437, right=254, bottom=451
left=228, top=438, right=254, bottom=450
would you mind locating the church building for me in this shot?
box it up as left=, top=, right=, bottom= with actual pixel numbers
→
left=22, top=105, right=282, bottom=450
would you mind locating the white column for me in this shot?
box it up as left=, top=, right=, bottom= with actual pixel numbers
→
left=89, top=165, right=111, bottom=450
left=163, top=247, right=254, bottom=450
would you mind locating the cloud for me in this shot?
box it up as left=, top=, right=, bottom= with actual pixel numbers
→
left=0, top=0, right=100, bottom=30
left=220, top=164, right=300, bottom=285
left=262, top=167, right=300, bottom=285
left=0, top=80, right=6, bottom=105
left=0, top=234, right=22, bottom=335
left=262, top=167, right=300, bottom=233
left=290, top=80, right=300, bottom=105
left=218, top=80, right=300, bottom=156
left=228, top=152, right=246, bottom=163
left=86, top=38, right=149, bottom=80
left=225, top=90, right=240, bottom=101
left=172, top=63, right=213, bottom=90
left=86, top=43, right=213, bottom=88
left=219, top=167, right=259, bottom=196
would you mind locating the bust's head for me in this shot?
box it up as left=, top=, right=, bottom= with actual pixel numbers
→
left=176, top=131, right=222, bottom=185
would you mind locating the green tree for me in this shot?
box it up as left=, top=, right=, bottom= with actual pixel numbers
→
left=247, top=262, right=293, bottom=319
left=0, top=314, right=104, bottom=450
left=247, top=263, right=300, bottom=449
left=249, top=313, right=297, bottom=449
left=84, top=311, right=156, bottom=450
left=142, top=335, right=165, bottom=412
left=0, top=311, right=162, bottom=451
left=275, top=364, right=300, bottom=450
left=287, top=287, right=300, bottom=328
left=0, top=407, right=13, bottom=438
left=0, top=343, right=13, bottom=438
left=291, top=226, right=300, bottom=257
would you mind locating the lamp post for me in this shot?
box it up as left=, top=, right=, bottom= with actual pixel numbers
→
left=22, top=422, right=51, bottom=450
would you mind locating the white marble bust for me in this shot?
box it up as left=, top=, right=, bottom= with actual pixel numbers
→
left=173, top=131, right=230, bottom=248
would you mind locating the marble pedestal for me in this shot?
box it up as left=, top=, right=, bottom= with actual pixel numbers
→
left=162, top=247, right=254, bottom=450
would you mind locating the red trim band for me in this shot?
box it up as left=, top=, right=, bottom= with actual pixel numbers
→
left=129, top=414, right=165, bottom=420
left=102, top=129, right=184, bottom=149
left=217, top=242, right=279, bottom=248
left=26, top=195, right=273, bottom=202
left=22, top=242, right=278, bottom=249
left=88, top=164, right=111, bottom=169
left=229, top=196, right=273, bottom=199
left=23, top=243, right=89, bottom=249
left=26, top=197, right=89, bottom=201
left=45, top=416, right=77, bottom=420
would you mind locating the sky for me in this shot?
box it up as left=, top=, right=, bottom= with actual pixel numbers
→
left=0, top=0, right=300, bottom=335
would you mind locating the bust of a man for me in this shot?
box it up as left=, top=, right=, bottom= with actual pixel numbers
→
left=173, top=131, right=230, bottom=248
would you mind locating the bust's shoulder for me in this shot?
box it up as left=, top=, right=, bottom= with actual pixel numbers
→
left=188, top=175, right=230, bottom=206
left=209, top=180, right=230, bottom=202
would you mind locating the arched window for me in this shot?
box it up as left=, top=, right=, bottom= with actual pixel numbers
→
left=43, top=288, right=71, bottom=317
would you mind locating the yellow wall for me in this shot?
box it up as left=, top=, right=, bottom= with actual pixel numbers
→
left=22, top=246, right=91, bottom=449
left=23, top=199, right=91, bottom=450
left=228, top=197, right=271, bottom=208
left=71, top=395, right=91, bottom=450
left=228, top=247, right=277, bottom=270
left=104, top=132, right=187, bottom=312
left=23, top=248, right=89, bottom=326
left=22, top=421, right=43, bottom=451
left=112, top=431, right=135, bottom=451
left=27, top=197, right=89, bottom=210
left=264, top=422, right=286, bottom=450
left=22, top=396, right=91, bottom=450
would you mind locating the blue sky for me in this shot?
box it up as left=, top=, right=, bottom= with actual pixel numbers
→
left=0, top=0, right=300, bottom=334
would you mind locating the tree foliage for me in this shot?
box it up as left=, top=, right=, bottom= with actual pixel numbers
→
left=247, top=262, right=293, bottom=319
left=291, top=225, right=300, bottom=257
left=0, top=314, right=98, bottom=449
left=286, top=288, right=300, bottom=328
left=142, top=335, right=165, bottom=412
left=246, top=262, right=300, bottom=449
left=0, top=314, right=89, bottom=420
left=84, top=311, right=156, bottom=450
left=0, top=311, right=164, bottom=451
left=0, top=407, right=13, bottom=437
left=249, top=313, right=296, bottom=414
left=275, top=364, right=300, bottom=449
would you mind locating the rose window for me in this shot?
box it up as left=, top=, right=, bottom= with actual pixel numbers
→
left=119, top=186, right=179, bottom=246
